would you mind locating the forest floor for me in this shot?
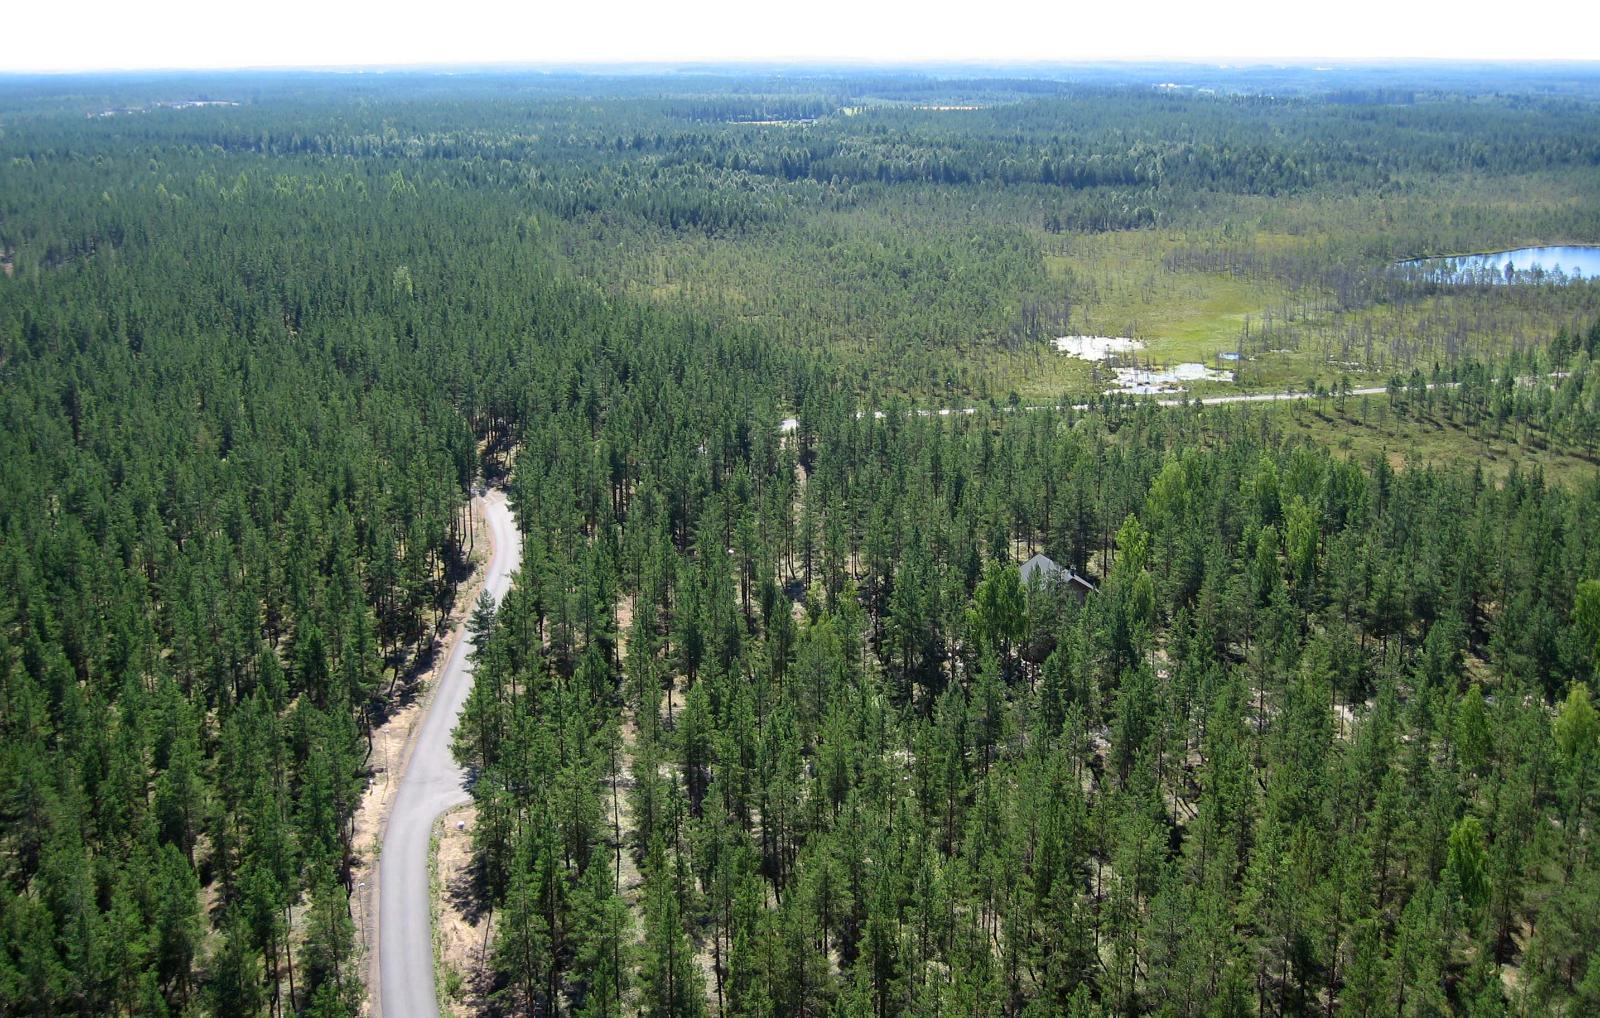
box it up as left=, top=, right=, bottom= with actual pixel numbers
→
left=433, top=805, right=488, bottom=1018
left=354, top=502, right=493, bottom=1018
left=613, top=593, right=648, bottom=924
left=659, top=665, right=728, bottom=1011
left=617, top=587, right=727, bottom=1011
left=607, top=593, right=653, bottom=1017
left=1270, top=403, right=1598, bottom=487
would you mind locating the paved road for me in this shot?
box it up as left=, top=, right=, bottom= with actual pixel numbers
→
left=834, top=385, right=1405, bottom=423
left=378, top=490, right=519, bottom=1018
left=1154, top=384, right=1396, bottom=407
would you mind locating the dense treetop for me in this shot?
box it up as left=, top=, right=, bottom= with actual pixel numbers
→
left=1, top=69, right=1599, bottom=1017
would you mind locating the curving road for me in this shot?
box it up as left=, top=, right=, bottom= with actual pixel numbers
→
left=378, top=489, right=519, bottom=1018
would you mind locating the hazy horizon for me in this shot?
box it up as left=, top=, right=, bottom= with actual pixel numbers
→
left=7, top=57, right=1600, bottom=79
left=8, top=0, right=1600, bottom=74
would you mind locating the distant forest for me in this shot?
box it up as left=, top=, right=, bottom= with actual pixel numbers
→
left=1, top=69, right=1599, bottom=1017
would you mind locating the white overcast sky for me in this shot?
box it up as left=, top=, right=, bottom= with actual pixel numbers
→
left=5, top=0, right=1598, bottom=73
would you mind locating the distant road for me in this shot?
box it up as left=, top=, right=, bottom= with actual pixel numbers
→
left=1156, top=385, right=1394, bottom=407
left=804, top=385, right=1405, bottom=428
left=378, top=490, right=519, bottom=1018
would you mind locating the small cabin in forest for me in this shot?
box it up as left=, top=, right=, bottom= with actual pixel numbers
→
left=1019, top=553, right=1096, bottom=601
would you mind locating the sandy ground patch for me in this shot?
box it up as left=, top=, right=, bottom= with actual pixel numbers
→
left=613, top=595, right=648, bottom=920
left=434, top=805, right=491, bottom=1018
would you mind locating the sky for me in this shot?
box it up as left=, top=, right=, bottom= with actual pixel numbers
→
left=5, top=0, right=1599, bottom=73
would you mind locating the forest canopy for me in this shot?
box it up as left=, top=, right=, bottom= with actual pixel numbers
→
left=1, top=67, right=1599, bottom=1018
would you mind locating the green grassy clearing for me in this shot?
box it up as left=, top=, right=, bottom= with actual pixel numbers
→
left=1268, top=399, right=1598, bottom=487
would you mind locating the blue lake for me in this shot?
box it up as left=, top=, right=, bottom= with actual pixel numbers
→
left=1400, top=245, right=1600, bottom=283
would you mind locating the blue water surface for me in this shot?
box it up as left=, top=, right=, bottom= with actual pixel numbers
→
left=1401, top=245, right=1600, bottom=283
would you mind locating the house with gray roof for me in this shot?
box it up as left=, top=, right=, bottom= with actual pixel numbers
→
left=1020, top=553, right=1096, bottom=600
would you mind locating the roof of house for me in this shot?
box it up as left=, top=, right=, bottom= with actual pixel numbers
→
left=1019, top=553, right=1096, bottom=592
